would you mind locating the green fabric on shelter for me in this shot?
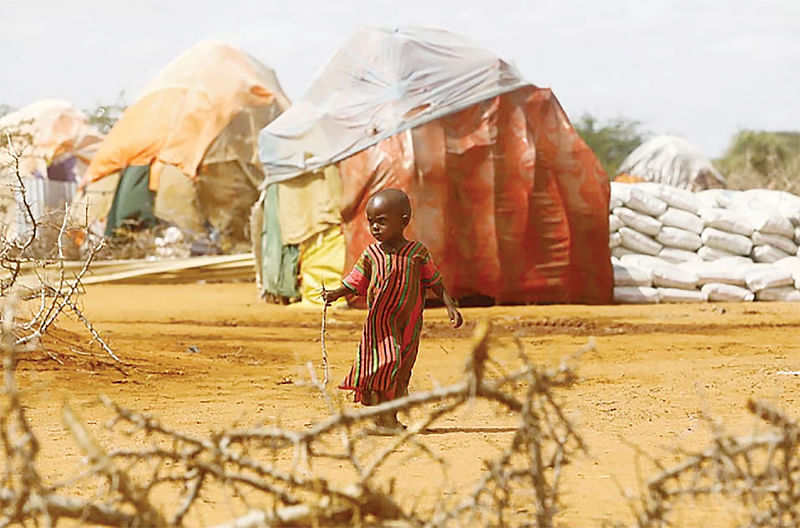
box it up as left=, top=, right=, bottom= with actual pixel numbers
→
left=105, top=165, right=157, bottom=236
left=261, top=184, right=299, bottom=298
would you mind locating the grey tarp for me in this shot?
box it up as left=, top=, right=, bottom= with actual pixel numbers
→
left=258, top=26, right=528, bottom=184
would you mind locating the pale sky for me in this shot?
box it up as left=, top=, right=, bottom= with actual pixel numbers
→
left=2, top=0, right=799, bottom=157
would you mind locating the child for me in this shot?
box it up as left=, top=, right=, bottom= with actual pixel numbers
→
left=322, top=188, right=463, bottom=429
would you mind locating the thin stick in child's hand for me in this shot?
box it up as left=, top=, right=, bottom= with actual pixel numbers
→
left=320, top=282, right=330, bottom=388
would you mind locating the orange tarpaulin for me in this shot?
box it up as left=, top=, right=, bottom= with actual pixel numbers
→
left=83, top=41, right=289, bottom=190
left=339, top=87, right=611, bottom=304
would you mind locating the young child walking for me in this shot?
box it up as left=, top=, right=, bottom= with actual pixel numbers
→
left=322, top=188, right=463, bottom=429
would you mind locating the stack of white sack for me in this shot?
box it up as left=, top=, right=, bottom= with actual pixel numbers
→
left=609, top=183, right=800, bottom=303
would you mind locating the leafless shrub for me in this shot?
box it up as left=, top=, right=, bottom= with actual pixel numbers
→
left=0, top=318, right=588, bottom=527
left=1, top=133, right=122, bottom=368
left=632, top=399, right=800, bottom=528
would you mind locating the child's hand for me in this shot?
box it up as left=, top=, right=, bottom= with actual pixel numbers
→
left=448, top=305, right=463, bottom=329
left=320, top=284, right=345, bottom=306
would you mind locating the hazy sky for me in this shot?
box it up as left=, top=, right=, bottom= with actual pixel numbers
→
left=2, top=0, right=799, bottom=157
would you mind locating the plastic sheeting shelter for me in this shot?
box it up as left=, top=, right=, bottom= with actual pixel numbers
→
left=616, top=135, right=726, bottom=191
left=256, top=27, right=612, bottom=305
left=76, top=41, right=290, bottom=248
left=0, top=99, right=102, bottom=237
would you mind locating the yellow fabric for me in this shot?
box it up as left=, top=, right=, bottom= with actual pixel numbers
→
left=296, top=225, right=346, bottom=307
left=277, top=165, right=343, bottom=245
left=83, top=41, right=290, bottom=187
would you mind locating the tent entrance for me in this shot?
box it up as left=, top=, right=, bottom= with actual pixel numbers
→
left=105, top=165, right=156, bottom=236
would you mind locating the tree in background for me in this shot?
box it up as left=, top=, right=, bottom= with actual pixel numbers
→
left=84, top=92, right=127, bottom=135
left=715, top=130, right=800, bottom=192
left=0, top=104, right=11, bottom=119
left=574, top=113, right=647, bottom=177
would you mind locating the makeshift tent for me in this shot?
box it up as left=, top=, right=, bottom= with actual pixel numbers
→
left=76, top=40, right=290, bottom=250
left=616, top=135, right=726, bottom=191
left=0, top=99, right=102, bottom=238
left=255, top=27, right=611, bottom=305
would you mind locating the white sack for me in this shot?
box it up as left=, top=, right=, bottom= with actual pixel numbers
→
left=737, top=189, right=800, bottom=226
left=638, top=183, right=700, bottom=214
left=697, top=245, right=738, bottom=261
left=619, top=254, right=668, bottom=268
left=609, top=232, right=622, bottom=249
left=625, top=186, right=668, bottom=217
left=613, top=206, right=662, bottom=236
left=650, top=262, right=699, bottom=290
left=613, top=286, right=659, bottom=304
left=610, top=181, right=631, bottom=203
left=657, top=287, right=706, bottom=303
left=619, top=227, right=663, bottom=256
left=679, top=261, right=747, bottom=286
left=751, top=231, right=798, bottom=255
left=613, top=264, right=652, bottom=287
left=696, top=189, right=740, bottom=209
left=701, top=227, right=753, bottom=256
left=609, top=214, right=624, bottom=233
left=773, top=256, right=800, bottom=273
left=656, top=226, right=702, bottom=251
left=699, top=207, right=753, bottom=236
left=756, top=286, right=800, bottom=302
left=715, top=255, right=756, bottom=266
left=737, top=203, right=795, bottom=238
left=611, top=246, right=639, bottom=259
left=609, top=196, right=623, bottom=211
left=658, top=207, right=704, bottom=234
left=659, top=247, right=703, bottom=264
left=745, top=267, right=794, bottom=292
left=794, top=226, right=800, bottom=245
left=752, top=244, right=791, bottom=263
left=701, top=283, right=755, bottom=302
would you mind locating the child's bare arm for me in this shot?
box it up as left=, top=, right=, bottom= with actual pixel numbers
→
left=430, top=282, right=463, bottom=328
left=321, top=284, right=351, bottom=305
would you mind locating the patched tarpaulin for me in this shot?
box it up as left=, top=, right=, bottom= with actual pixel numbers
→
left=85, top=40, right=290, bottom=189
left=259, top=27, right=611, bottom=305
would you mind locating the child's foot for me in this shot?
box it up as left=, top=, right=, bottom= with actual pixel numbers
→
left=370, top=412, right=406, bottom=433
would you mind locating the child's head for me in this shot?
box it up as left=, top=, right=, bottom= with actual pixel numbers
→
left=365, top=188, right=411, bottom=243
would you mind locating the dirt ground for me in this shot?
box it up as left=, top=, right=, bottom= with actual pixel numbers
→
left=13, top=282, right=800, bottom=526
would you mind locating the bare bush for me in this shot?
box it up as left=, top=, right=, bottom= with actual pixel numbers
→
left=632, top=399, right=800, bottom=527
left=0, top=317, right=588, bottom=527
left=1, top=133, right=122, bottom=367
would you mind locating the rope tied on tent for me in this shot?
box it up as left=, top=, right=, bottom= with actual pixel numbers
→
left=319, top=282, right=330, bottom=388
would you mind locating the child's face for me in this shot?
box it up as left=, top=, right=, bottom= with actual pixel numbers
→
left=365, top=196, right=408, bottom=243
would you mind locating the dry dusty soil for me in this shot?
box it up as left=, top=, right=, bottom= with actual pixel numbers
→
left=12, top=283, right=800, bottom=527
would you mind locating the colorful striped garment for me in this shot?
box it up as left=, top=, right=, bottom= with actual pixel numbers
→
left=340, top=241, right=442, bottom=403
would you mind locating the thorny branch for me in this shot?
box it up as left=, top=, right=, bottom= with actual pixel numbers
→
left=0, top=132, right=121, bottom=368
left=1, top=316, right=587, bottom=527
left=632, top=398, right=800, bottom=528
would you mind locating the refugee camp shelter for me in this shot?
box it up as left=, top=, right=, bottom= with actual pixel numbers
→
left=0, top=99, right=102, bottom=237
left=255, top=27, right=611, bottom=305
left=77, top=40, right=290, bottom=250
left=616, top=135, right=726, bottom=191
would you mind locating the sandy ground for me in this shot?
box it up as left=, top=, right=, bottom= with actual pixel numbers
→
left=12, top=282, right=800, bottom=527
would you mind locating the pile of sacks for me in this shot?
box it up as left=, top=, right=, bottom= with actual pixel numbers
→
left=609, top=182, right=800, bottom=303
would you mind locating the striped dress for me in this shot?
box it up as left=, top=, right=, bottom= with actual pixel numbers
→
left=340, top=241, right=442, bottom=403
